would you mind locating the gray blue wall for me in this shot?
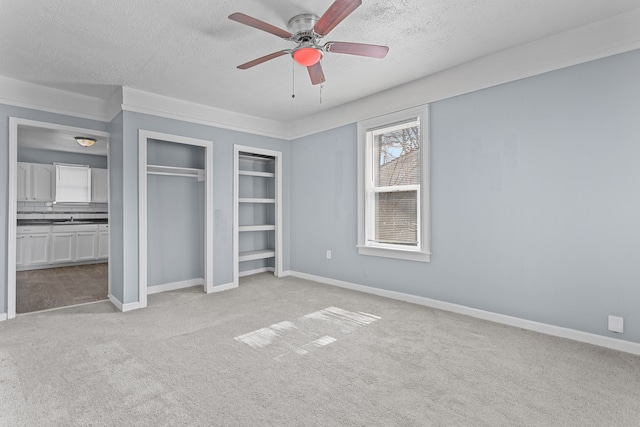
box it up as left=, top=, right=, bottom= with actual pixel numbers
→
left=290, top=49, right=640, bottom=343
left=115, top=111, right=291, bottom=304
left=108, top=112, right=124, bottom=302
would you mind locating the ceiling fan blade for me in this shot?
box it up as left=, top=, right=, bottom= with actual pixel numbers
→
left=237, top=50, right=290, bottom=70
left=307, top=62, right=326, bottom=85
left=325, top=42, right=389, bottom=59
left=229, top=12, right=292, bottom=39
left=313, top=0, right=362, bottom=37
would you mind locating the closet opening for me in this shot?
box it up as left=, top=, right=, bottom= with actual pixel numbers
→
left=138, top=130, right=214, bottom=308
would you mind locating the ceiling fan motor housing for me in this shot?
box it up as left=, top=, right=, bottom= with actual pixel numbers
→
left=287, top=14, right=320, bottom=36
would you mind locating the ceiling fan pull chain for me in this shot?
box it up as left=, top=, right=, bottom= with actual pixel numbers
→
left=292, top=61, right=296, bottom=99
left=320, top=84, right=324, bottom=104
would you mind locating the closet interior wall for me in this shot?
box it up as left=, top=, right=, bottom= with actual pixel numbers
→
left=146, top=139, right=205, bottom=290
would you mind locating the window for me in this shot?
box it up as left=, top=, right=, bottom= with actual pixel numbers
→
left=357, top=106, right=430, bottom=262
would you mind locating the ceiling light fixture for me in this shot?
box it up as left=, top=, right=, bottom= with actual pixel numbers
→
left=75, top=136, right=96, bottom=147
left=292, top=47, right=323, bottom=67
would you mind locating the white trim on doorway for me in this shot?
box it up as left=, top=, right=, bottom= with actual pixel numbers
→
left=138, top=130, right=214, bottom=310
left=6, top=117, right=110, bottom=320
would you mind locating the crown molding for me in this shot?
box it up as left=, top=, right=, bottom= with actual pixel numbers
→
left=288, top=8, right=640, bottom=139
left=120, top=87, right=290, bottom=140
left=0, top=75, right=111, bottom=122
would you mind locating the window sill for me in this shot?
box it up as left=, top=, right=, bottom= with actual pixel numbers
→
left=357, top=245, right=431, bottom=262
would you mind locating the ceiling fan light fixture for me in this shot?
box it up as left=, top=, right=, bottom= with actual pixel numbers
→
left=75, top=136, right=96, bottom=147
left=293, top=47, right=322, bottom=67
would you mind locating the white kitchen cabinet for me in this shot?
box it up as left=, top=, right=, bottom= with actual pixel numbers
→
left=17, top=226, right=51, bottom=268
left=55, top=164, right=91, bottom=204
left=16, top=235, right=25, bottom=267
left=98, top=225, right=109, bottom=259
left=28, top=234, right=51, bottom=265
left=16, top=163, right=29, bottom=201
left=32, top=164, right=56, bottom=201
left=17, top=223, right=108, bottom=271
left=76, top=232, right=98, bottom=261
left=50, top=232, right=75, bottom=264
left=17, top=162, right=56, bottom=202
left=91, top=168, right=108, bottom=203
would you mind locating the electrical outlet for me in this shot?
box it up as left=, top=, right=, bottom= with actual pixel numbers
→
left=608, top=315, right=624, bottom=333
left=326, top=250, right=332, bottom=260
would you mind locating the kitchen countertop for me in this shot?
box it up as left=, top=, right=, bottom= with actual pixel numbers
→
left=17, top=219, right=109, bottom=226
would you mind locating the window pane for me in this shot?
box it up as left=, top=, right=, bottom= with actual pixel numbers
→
left=373, top=191, right=417, bottom=246
left=374, top=123, right=420, bottom=187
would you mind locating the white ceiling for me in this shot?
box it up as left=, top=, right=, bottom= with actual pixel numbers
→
left=18, top=126, right=108, bottom=157
left=1, top=0, right=640, bottom=123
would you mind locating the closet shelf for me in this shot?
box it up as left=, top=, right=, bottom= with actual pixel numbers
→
left=238, top=170, right=275, bottom=178
left=239, top=154, right=273, bottom=162
left=239, top=225, right=276, bottom=232
left=239, top=249, right=275, bottom=262
left=147, top=164, right=205, bottom=181
left=238, top=198, right=276, bottom=204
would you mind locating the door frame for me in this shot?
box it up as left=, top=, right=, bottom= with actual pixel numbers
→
left=138, top=130, right=214, bottom=308
left=7, top=117, right=110, bottom=319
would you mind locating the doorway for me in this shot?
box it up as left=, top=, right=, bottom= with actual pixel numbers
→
left=8, top=118, right=111, bottom=317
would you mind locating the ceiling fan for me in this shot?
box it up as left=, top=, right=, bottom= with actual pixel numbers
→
left=228, top=0, right=389, bottom=85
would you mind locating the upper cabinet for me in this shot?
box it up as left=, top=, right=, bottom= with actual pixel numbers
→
left=91, top=168, right=108, bottom=203
left=17, top=162, right=56, bottom=202
left=18, top=162, right=108, bottom=205
left=55, top=164, right=91, bottom=204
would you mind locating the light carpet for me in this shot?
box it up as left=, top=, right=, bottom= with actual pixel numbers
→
left=1, top=273, right=639, bottom=426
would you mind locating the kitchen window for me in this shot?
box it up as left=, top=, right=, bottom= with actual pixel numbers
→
left=357, top=106, right=431, bottom=262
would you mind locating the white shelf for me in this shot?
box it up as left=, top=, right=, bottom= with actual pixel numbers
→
left=239, top=170, right=275, bottom=178
left=239, top=249, right=275, bottom=262
left=147, top=164, right=205, bottom=181
left=238, top=198, right=276, bottom=204
left=239, top=154, right=273, bottom=162
left=239, top=225, right=275, bottom=232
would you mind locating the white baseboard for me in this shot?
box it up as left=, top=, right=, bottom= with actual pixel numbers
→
left=239, top=267, right=274, bottom=277
left=147, top=278, right=203, bottom=295
left=108, top=294, right=144, bottom=313
left=207, top=282, right=237, bottom=294
left=108, top=294, right=123, bottom=311
left=279, top=270, right=292, bottom=278
left=16, top=259, right=108, bottom=272
left=289, top=271, right=640, bottom=356
left=0, top=312, right=7, bottom=321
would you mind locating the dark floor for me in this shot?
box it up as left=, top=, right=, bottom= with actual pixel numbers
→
left=16, top=263, right=108, bottom=314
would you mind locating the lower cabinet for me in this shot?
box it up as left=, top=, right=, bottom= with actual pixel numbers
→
left=51, top=232, right=75, bottom=264
left=98, top=225, right=109, bottom=259
left=76, top=232, right=98, bottom=262
left=16, top=226, right=50, bottom=268
left=17, top=224, right=108, bottom=271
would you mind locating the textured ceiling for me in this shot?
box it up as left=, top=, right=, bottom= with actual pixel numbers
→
left=1, top=0, right=639, bottom=122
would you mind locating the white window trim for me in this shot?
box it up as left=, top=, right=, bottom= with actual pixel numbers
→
left=357, top=105, right=431, bottom=262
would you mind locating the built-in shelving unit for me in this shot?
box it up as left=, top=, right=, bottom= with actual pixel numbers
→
left=233, top=146, right=282, bottom=286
